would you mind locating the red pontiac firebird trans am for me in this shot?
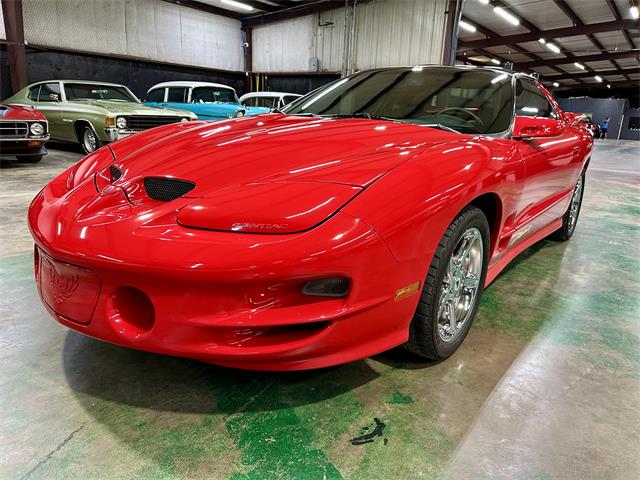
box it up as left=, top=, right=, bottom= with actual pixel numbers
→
left=28, top=66, right=592, bottom=370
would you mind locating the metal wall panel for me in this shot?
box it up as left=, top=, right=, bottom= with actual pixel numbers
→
left=252, top=15, right=315, bottom=72
left=354, top=0, right=447, bottom=69
left=252, top=0, right=448, bottom=73
left=21, top=0, right=243, bottom=71
left=0, top=2, right=6, bottom=39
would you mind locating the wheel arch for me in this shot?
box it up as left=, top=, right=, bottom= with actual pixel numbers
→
left=467, top=191, right=503, bottom=258
left=73, top=119, right=98, bottom=143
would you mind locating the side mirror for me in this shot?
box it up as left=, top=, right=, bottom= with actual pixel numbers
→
left=49, top=93, right=60, bottom=102
left=513, top=116, right=564, bottom=139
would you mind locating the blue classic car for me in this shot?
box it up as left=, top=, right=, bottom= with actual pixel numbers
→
left=144, top=81, right=264, bottom=120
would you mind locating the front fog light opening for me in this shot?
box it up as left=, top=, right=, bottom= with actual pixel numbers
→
left=302, top=277, right=350, bottom=298
left=30, top=122, right=45, bottom=136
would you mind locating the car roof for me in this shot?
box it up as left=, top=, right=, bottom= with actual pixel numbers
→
left=148, top=81, right=236, bottom=91
left=240, top=92, right=302, bottom=98
left=360, top=64, right=536, bottom=80
left=28, top=80, right=128, bottom=88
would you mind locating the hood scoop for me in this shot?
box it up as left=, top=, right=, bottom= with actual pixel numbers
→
left=143, top=177, right=196, bottom=202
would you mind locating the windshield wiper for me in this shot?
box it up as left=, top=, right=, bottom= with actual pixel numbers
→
left=422, top=123, right=461, bottom=134
left=320, top=112, right=403, bottom=123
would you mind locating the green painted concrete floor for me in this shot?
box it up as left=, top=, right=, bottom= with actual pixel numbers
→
left=1, top=140, right=639, bottom=480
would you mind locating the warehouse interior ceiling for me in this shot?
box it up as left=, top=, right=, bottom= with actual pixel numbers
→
left=456, top=0, right=640, bottom=95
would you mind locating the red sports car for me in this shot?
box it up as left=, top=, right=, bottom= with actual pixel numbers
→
left=0, top=103, right=49, bottom=162
left=28, top=66, right=592, bottom=370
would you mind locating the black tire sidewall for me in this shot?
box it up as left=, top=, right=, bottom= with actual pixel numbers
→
left=431, top=209, right=491, bottom=358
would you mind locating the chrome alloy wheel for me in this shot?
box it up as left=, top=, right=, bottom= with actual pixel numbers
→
left=83, top=128, right=97, bottom=153
left=437, top=227, right=483, bottom=342
left=568, top=174, right=584, bottom=232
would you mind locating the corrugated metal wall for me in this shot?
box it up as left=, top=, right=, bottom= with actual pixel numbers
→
left=251, top=0, right=448, bottom=73
left=21, top=0, right=243, bottom=72
left=0, top=1, right=5, bottom=40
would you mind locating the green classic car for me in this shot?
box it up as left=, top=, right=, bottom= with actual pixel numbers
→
left=3, top=80, right=197, bottom=153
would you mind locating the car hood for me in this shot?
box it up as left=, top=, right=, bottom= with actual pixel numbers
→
left=70, top=99, right=194, bottom=117
left=0, top=103, right=47, bottom=121
left=110, top=113, right=463, bottom=191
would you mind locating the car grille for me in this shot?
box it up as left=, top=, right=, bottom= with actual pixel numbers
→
left=144, top=177, right=195, bottom=202
left=0, top=121, right=28, bottom=139
left=127, top=116, right=183, bottom=131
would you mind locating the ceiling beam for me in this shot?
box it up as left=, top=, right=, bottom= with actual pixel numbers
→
left=552, top=0, right=630, bottom=79
left=544, top=66, right=640, bottom=80
left=519, top=50, right=639, bottom=68
left=605, top=0, right=637, bottom=50
left=162, top=0, right=243, bottom=19
left=458, top=20, right=639, bottom=51
left=556, top=79, right=640, bottom=90
left=242, top=0, right=366, bottom=26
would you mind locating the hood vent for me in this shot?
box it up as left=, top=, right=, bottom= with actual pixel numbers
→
left=144, top=177, right=195, bottom=202
left=110, top=165, right=122, bottom=181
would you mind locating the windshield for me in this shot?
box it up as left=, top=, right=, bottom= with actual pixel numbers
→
left=64, top=83, right=138, bottom=102
left=244, top=96, right=278, bottom=109
left=192, top=87, right=238, bottom=104
left=283, top=68, right=514, bottom=134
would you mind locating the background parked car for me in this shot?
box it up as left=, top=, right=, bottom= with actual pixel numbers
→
left=3, top=80, right=197, bottom=153
left=0, top=104, right=49, bottom=163
left=144, top=81, right=265, bottom=120
left=239, top=91, right=303, bottom=112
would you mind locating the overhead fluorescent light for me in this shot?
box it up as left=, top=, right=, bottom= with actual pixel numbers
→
left=491, top=58, right=501, bottom=65
left=631, top=6, right=639, bottom=20
left=478, top=0, right=490, bottom=4
left=491, top=73, right=509, bottom=84
left=595, top=75, right=603, bottom=82
left=459, top=20, right=477, bottom=33
left=546, top=43, right=561, bottom=54
left=221, top=0, right=253, bottom=11
left=574, top=62, right=585, bottom=70
left=493, top=7, right=520, bottom=26
left=553, top=82, right=560, bottom=87
left=538, top=38, right=546, bottom=44
left=607, top=84, right=612, bottom=89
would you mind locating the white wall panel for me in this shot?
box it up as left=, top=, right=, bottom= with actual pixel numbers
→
left=354, top=0, right=447, bottom=69
left=251, top=0, right=448, bottom=73
left=252, top=16, right=315, bottom=72
left=22, top=0, right=243, bottom=71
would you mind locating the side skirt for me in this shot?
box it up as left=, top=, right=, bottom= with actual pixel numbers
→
left=485, top=218, right=563, bottom=286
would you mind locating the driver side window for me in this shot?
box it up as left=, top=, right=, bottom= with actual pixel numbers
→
left=515, top=79, right=556, bottom=118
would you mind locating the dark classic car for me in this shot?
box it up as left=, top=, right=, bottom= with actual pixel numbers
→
left=0, top=104, right=50, bottom=162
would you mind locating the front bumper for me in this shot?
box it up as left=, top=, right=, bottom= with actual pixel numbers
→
left=0, top=137, right=49, bottom=157
left=28, top=178, right=422, bottom=370
left=104, top=128, right=134, bottom=142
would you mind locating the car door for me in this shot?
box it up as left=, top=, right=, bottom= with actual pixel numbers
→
left=30, top=82, right=67, bottom=141
left=164, top=86, right=190, bottom=114
left=514, top=78, right=583, bottom=233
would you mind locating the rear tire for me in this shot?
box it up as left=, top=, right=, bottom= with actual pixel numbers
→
left=404, top=206, right=490, bottom=360
left=18, top=155, right=43, bottom=163
left=550, top=171, right=585, bottom=241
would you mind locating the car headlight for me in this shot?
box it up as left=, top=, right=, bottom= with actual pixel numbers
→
left=180, top=117, right=189, bottom=122
left=116, top=117, right=127, bottom=129
left=235, top=110, right=245, bottom=117
left=30, top=122, right=45, bottom=136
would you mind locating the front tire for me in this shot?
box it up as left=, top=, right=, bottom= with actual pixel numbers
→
left=405, top=206, right=490, bottom=360
left=550, top=171, right=585, bottom=241
left=79, top=124, right=101, bottom=154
